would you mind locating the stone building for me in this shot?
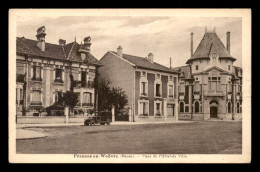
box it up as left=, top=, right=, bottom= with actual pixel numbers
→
left=16, top=26, right=102, bottom=116
left=174, top=29, right=242, bottom=120
left=99, top=47, right=179, bottom=122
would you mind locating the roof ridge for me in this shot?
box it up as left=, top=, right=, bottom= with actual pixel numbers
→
left=17, top=38, right=35, bottom=55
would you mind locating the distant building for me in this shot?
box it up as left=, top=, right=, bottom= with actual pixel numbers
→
left=99, top=47, right=179, bottom=122
left=173, top=29, right=242, bottom=120
left=16, top=26, right=102, bottom=116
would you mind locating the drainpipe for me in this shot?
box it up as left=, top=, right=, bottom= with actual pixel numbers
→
left=232, top=81, right=236, bottom=120
left=132, top=68, right=136, bottom=122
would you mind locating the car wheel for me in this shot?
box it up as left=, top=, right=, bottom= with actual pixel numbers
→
left=90, top=120, right=95, bottom=126
left=84, top=121, right=89, bottom=126
left=100, top=122, right=105, bottom=125
left=106, top=119, right=111, bottom=125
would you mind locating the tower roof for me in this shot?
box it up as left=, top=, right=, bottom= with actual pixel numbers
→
left=186, top=32, right=236, bottom=64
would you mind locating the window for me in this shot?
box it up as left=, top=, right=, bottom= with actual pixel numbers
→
left=16, top=88, right=23, bottom=105
left=31, top=90, right=41, bottom=105
left=81, top=53, right=86, bottom=61
left=194, top=82, right=200, bottom=92
left=228, top=102, right=232, bottom=113
left=32, top=66, right=41, bottom=81
left=196, top=77, right=198, bottom=80
left=196, top=65, right=199, bottom=70
left=155, top=103, right=161, bottom=116
left=81, top=71, right=86, bottom=87
left=20, top=88, right=23, bottom=105
left=156, top=74, right=160, bottom=78
left=208, top=77, right=221, bottom=91
left=228, top=65, right=231, bottom=70
left=139, top=101, right=148, bottom=116
left=180, top=102, right=184, bottom=113
left=142, top=71, right=146, bottom=77
left=169, top=76, right=173, bottom=80
left=83, top=92, right=92, bottom=106
left=156, top=84, right=161, bottom=97
left=55, top=68, right=63, bottom=82
left=237, top=102, right=240, bottom=113
left=55, top=91, right=63, bottom=103
left=169, top=85, right=174, bottom=98
left=141, top=82, right=147, bottom=96
left=195, top=101, right=200, bottom=113
left=180, top=83, right=185, bottom=93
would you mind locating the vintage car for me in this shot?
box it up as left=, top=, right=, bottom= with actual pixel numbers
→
left=84, top=111, right=112, bottom=125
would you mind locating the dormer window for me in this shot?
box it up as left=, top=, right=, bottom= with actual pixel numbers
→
left=81, top=53, right=86, bottom=61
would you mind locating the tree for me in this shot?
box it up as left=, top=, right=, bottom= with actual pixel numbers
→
left=60, top=91, right=79, bottom=116
left=98, top=79, right=128, bottom=115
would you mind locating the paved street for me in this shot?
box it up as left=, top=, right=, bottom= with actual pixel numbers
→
left=16, top=121, right=242, bottom=154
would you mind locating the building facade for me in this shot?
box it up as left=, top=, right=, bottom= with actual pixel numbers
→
left=16, top=26, right=102, bottom=116
left=99, top=47, right=179, bottom=122
left=174, top=29, right=242, bottom=120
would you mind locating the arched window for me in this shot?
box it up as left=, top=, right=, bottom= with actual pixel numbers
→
left=195, top=101, right=200, bottom=113
left=237, top=102, right=240, bottom=113
left=228, top=101, right=232, bottom=113
left=180, top=102, right=184, bottom=113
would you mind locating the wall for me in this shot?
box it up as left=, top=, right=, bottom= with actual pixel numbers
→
left=191, top=59, right=209, bottom=73
left=99, top=52, right=134, bottom=110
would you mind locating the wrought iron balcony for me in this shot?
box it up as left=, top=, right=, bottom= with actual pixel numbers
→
left=30, top=101, right=42, bottom=105
left=82, top=103, right=94, bottom=107
left=204, top=90, right=224, bottom=97
left=73, top=80, right=94, bottom=89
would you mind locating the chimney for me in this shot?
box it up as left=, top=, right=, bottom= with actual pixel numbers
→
left=83, top=36, right=91, bottom=51
left=191, top=32, right=194, bottom=57
left=36, top=26, right=46, bottom=51
left=148, top=53, right=154, bottom=63
left=59, top=39, right=66, bottom=46
left=117, top=46, right=123, bottom=57
left=226, top=31, right=230, bottom=54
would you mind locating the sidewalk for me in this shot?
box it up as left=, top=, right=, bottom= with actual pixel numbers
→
left=16, top=129, right=48, bottom=140
left=17, top=120, right=196, bottom=129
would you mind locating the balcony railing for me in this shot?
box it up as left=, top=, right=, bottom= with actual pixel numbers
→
left=179, top=92, right=185, bottom=96
left=194, top=91, right=200, bottom=95
left=140, top=93, right=147, bottom=96
left=31, top=77, right=42, bottom=81
left=73, top=80, right=94, bottom=89
left=54, top=79, right=64, bottom=83
left=204, top=90, right=224, bottom=96
left=30, top=101, right=42, bottom=105
left=16, top=100, right=24, bottom=105
left=82, top=103, right=94, bottom=107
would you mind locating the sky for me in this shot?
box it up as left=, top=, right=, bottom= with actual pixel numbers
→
left=17, top=16, right=242, bottom=68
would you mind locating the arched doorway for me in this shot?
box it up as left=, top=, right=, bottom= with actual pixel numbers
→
left=209, top=100, right=219, bottom=118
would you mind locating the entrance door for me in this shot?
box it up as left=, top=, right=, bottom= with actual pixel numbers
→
left=210, top=107, right=218, bottom=118
left=167, top=104, right=175, bottom=116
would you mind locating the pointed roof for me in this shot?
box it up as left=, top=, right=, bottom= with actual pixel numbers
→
left=16, top=37, right=101, bottom=66
left=186, top=32, right=236, bottom=64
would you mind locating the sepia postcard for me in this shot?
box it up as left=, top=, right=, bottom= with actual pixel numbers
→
left=9, top=9, right=251, bottom=163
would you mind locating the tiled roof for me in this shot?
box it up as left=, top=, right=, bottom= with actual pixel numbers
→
left=111, top=52, right=179, bottom=74
left=186, top=32, right=236, bottom=64
left=173, top=65, right=193, bottom=79
left=16, top=37, right=101, bottom=66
